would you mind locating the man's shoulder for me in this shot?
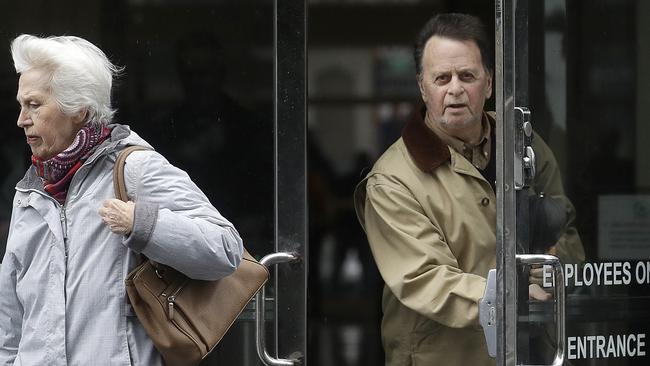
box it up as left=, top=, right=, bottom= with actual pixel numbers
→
left=369, top=138, right=412, bottom=176
left=356, top=138, right=432, bottom=202
left=353, top=138, right=415, bottom=223
left=354, top=139, right=412, bottom=199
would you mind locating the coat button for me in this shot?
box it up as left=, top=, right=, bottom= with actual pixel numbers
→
left=481, top=197, right=490, bottom=206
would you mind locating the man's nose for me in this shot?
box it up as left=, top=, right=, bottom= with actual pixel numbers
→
left=447, top=76, right=465, bottom=96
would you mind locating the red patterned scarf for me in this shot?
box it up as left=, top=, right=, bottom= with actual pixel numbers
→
left=32, top=125, right=111, bottom=204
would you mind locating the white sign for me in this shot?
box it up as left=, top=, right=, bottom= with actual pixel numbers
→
left=599, top=195, right=650, bottom=260
left=542, top=261, right=650, bottom=288
left=568, top=334, right=646, bottom=360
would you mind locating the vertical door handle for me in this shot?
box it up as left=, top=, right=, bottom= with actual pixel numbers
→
left=514, top=107, right=536, bottom=189
left=524, top=146, right=536, bottom=182
left=516, top=254, right=566, bottom=366
left=255, top=252, right=301, bottom=366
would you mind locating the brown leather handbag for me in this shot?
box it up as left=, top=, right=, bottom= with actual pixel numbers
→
left=114, top=146, right=269, bottom=366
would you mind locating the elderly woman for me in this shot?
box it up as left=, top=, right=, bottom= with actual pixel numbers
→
left=0, top=35, right=244, bottom=365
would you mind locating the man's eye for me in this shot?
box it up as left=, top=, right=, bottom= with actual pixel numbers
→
left=435, top=75, right=450, bottom=83
left=460, top=73, right=475, bottom=81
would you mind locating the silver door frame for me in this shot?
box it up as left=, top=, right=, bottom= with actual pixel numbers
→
left=495, top=0, right=518, bottom=364
left=266, top=0, right=308, bottom=363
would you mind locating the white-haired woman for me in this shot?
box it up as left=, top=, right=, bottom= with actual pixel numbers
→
left=0, top=34, right=243, bottom=365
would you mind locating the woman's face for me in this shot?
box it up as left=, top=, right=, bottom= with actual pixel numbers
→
left=16, top=69, right=85, bottom=160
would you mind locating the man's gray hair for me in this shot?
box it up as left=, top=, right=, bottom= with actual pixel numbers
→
left=11, top=34, right=122, bottom=126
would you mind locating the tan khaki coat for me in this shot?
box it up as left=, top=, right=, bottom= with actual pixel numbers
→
left=354, top=112, right=584, bottom=366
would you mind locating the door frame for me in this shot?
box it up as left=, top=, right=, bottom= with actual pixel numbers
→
left=495, top=0, right=518, bottom=364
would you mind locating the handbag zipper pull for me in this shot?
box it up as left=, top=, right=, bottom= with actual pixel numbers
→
left=167, top=295, right=176, bottom=319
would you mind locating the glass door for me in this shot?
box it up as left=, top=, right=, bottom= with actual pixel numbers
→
left=497, top=0, right=650, bottom=365
left=0, top=0, right=306, bottom=365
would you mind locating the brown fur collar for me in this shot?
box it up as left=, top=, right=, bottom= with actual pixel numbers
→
left=402, top=107, right=494, bottom=173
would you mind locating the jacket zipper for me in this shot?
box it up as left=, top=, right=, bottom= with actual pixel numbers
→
left=58, top=204, right=69, bottom=316
left=59, top=205, right=68, bottom=250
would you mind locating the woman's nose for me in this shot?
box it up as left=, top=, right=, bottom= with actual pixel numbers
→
left=17, top=108, right=31, bottom=128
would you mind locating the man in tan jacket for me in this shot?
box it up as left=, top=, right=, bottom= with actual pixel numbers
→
left=354, top=13, right=584, bottom=366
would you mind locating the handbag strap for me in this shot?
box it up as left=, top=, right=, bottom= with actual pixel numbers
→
left=113, top=145, right=151, bottom=202
left=113, top=145, right=157, bottom=267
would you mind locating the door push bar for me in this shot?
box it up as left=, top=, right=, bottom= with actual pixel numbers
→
left=255, top=252, right=302, bottom=366
left=480, top=254, right=565, bottom=366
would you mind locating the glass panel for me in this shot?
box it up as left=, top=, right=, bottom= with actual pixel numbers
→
left=275, top=0, right=307, bottom=361
left=513, top=0, right=650, bottom=365
left=308, top=3, right=496, bottom=365
left=0, top=1, right=288, bottom=365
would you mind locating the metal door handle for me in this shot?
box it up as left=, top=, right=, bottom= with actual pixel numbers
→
left=524, top=146, right=536, bottom=181
left=514, top=107, right=536, bottom=189
left=255, top=252, right=301, bottom=366
left=516, top=254, right=566, bottom=366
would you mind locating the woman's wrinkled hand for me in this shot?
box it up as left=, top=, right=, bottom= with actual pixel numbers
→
left=98, top=199, right=135, bottom=235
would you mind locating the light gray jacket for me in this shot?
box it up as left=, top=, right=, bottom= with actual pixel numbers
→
left=0, top=125, right=244, bottom=366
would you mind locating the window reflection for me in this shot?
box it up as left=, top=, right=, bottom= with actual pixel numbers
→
left=523, top=1, right=650, bottom=365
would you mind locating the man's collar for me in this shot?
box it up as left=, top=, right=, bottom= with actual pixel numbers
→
left=402, top=107, right=495, bottom=173
left=426, top=110, right=491, bottom=153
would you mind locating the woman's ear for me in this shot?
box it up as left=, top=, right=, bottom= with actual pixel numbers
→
left=73, top=109, right=88, bottom=126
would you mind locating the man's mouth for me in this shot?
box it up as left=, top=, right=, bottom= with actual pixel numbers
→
left=26, top=135, right=39, bottom=144
left=446, top=103, right=467, bottom=111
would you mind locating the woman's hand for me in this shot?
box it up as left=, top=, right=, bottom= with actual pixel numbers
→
left=98, top=199, right=135, bottom=235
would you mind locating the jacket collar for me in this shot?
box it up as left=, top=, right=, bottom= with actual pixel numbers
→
left=402, top=107, right=495, bottom=173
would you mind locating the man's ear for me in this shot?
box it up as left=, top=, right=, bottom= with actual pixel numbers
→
left=485, top=72, right=493, bottom=100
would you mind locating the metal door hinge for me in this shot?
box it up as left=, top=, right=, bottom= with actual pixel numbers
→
left=479, top=269, right=497, bottom=358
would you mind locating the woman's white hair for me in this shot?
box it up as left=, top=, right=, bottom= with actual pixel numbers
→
left=11, top=34, right=122, bottom=126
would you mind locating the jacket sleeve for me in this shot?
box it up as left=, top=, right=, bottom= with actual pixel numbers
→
left=532, top=133, right=585, bottom=265
left=121, top=150, right=243, bottom=280
left=0, top=252, right=23, bottom=365
left=358, top=174, right=486, bottom=329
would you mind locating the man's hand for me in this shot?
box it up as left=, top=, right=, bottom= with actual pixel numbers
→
left=529, top=283, right=552, bottom=301
left=529, top=263, right=554, bottom=301
left=98, top=199, right=135, bottom=235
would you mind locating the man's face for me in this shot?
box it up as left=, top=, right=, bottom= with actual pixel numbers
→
left=417, top=36, right=492, bottom=140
